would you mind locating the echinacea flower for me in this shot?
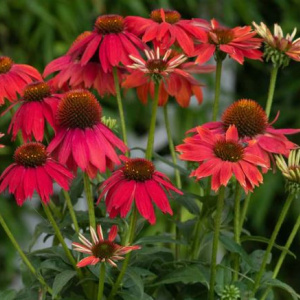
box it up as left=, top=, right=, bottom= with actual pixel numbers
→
left=43, top=31, right=123, bottom=97
left=176, top=125, right=267, bottom=192
left=97, top=156, right=183, bottom=224
left=72, top=224, right=140, bottom=267
left=123, top=48, right=214, bottom=107
left=67, top=15, right=145, bottom=73
left=0, top=56, right=42, bottom=104
left=252, top=22, right=300, bottom=66
left=7, top=81, right=61, bottom=141
left=0, top=142, right=73, bottom=205
left=47, top=89, right=127, bottom=178
left=126, top=8, right=206, bottom=55
left=193, top=19, right=263, bottom=64
left=201, top=99, right=300, bottom=170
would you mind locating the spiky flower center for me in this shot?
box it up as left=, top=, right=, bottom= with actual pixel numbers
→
left=91, top=241, right=117, bottom=259
left=214, top=140, right=244, bottom=162
left=222, top=99, right=268, bottom=138
left=150, top=9, right=181, bottom=24
left=123, top=158, right=155, bottom=181
left=0, top=56, right=13, bottom=74
left=209, top=28, right=234, bottom=44
left=23, top=82, right=51, bottom=102
left=146, top=59, right=168, bottom=73
left=72, top=31, right=92, bottom=48
left=14, top=143, right=47, bottom=167
left=95, top=15, right=124, bottom=34
left=57, top=90, right=101, bottom=129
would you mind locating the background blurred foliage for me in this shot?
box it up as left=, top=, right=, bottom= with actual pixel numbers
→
left=1, top=0, right=300, bottom=297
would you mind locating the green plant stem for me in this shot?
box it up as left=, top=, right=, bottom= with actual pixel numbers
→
left=97, top=263, right=106, bottom=300
left=212, top=58, right=223, bottom=121
left=252, top=193, right=294, bottom=295
left=190, top=214, right=205, bottom=260
left=49, top=200, right=62, bottom=219
left=208, top=186, right=225, bottom=300
left=145, top=83, right=160, bottom=160
left=83, top=173, right=96, bottom=229
left=239, top=193, right=252, bottom=234
left=63, top=189, right=79, bottom=233
left=265, top=66, right=279, bottom=118
left=108, top=207, right=138, bottom=300
left=0, top=212, right=54, bottom=296
left=233, top=183, right=242, bottom=281
left=113, top=67, right=128, bottom=152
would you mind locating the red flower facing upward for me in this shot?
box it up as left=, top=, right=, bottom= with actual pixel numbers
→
left=72, top=224, right=141, bottom=267
left=126, top=8, right=206, bottom=55
left=67, top=15, right=145, bottom=73
left=0, top=56, right=42, bottom=104
left=98, top=156, right=183, bottom=224
left=43, top=31, right=124, bottom=97
left=7, top=81, right=61, bottom=142
left=47, top=89, right=127, bottom=178
left=193, top=19, right=263, bottom=64
left=177, top=125, right=267, bottom=192
left=123, top=48, right=215, bottom=107
left=0, top=142, right=73, bottom=205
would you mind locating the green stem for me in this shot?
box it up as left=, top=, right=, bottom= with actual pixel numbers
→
left=113, top=67, right=128, bottom=152
left=145, top=83, right=160, bottom=160
left=208, top=186, right=225, bottom=300
left=0, top=212, right=54, bottom=296
left=212, top=58, right=223, bottom=122
left=265, top=66, right=279, bottom=118
left=190, top=215, right=205, bottom=260
left=83, top=173, right=96, bottom=229
left=108, top=207, right=138, bottom=300
left=63, top=189, right=79, bottom=233
left=252, top=193, right=294, bottom=295
left=239, top=193, right=252, bottom=234
left=97, top=263, right=106, bottom=300
left=49, top=200, right=63, bottom=219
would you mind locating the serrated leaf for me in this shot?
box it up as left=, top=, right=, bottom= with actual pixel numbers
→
left=265, top=278, right=300, bottom=300
left=0, top=290, right=17, bottom=300
left=52, top=270, right=77, bottom=298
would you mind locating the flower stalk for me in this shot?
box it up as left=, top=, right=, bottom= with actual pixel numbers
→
left=63, top=189, right=79, bottom=233
left=212, top=57, right=223, bottom=121
left=265, top=65, right=279, bottom=118
left=83, top=172, right=96, bottom=229
left=97, top=263, right=106, bottom=300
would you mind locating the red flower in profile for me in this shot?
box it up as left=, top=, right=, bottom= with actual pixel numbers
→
left=123, top=48, right=214, bottom=107
left=193, top=19, right=263, bottom=64
left=72, top=224, right=140, bottom=267
left=47, top=89, right=127, bottom=178
left=176, top=125, right=267, bottom=192
left=67, top=15, right=145, bottom=73
left=43, top=32, right=123, bottom=97
left=7, top=81, right=61, bottom=142
left=98, top=156, right=182, bottom=224
left=0, top=56, right=42, bottom=104
left=0, top=142, right=73, bottom=205
left=126, top=8, right=206, bottom=55
left=201, top=99, right=300, bottom=170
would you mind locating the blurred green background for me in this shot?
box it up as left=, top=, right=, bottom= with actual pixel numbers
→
left=1, top=0, right=300, bottom=298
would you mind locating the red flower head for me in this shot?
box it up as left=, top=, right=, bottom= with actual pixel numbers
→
left=97, top=156, right=183, bottom=224
left=123, top=48, right=215, bottom=107
left=0, top=56, right=42, bottom=104
left=7, top=81, right=61, bottom=142
left=177, top=125, right=267, bottom=192
left=202, top=99, right=300, bottom=171
left=43, top=31, right=123, bottom=97
left=72, top=224, right=141, bottom=267
left=126, top=8, right=206, bottom=55
left=67, top=15, right=145, bottom=73
left=193, top=19, right=263, bottom=64
left=0, top=142, right=73, bottom=205
left=47, top=89, right=127, bottom=178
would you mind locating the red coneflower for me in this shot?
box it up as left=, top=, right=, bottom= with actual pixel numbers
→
left=47, top=89, right=127, bottom=178
left=0, top=56, right=42, bottom=104
left=0, top=142, right=73, bottom=205
left=72, top=224, right=141, bottom=267
left=67, top=15, right=145, bottom=73
left=193, top=19, right=263, bottom=64
left=97, top=156, right=182, bottom=224
left=126, top=8, right=206, bottom=55
left=177, top=125, right=267, bottom=192
left=123, top=48, right=214, bottom=107
left=7, top=81, right=61, bottom=142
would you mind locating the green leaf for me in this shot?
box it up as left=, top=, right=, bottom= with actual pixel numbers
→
left=174, top=194, right=200, bottom=215
left=265, top=278, right=300, bottom=300
left=0, top=290, right=16, bottom=300
left=52, top=270, right=77, bottom=298
left=123, top=268, right=144, bottom=299
left=135, top=235, right=186, bottom=245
